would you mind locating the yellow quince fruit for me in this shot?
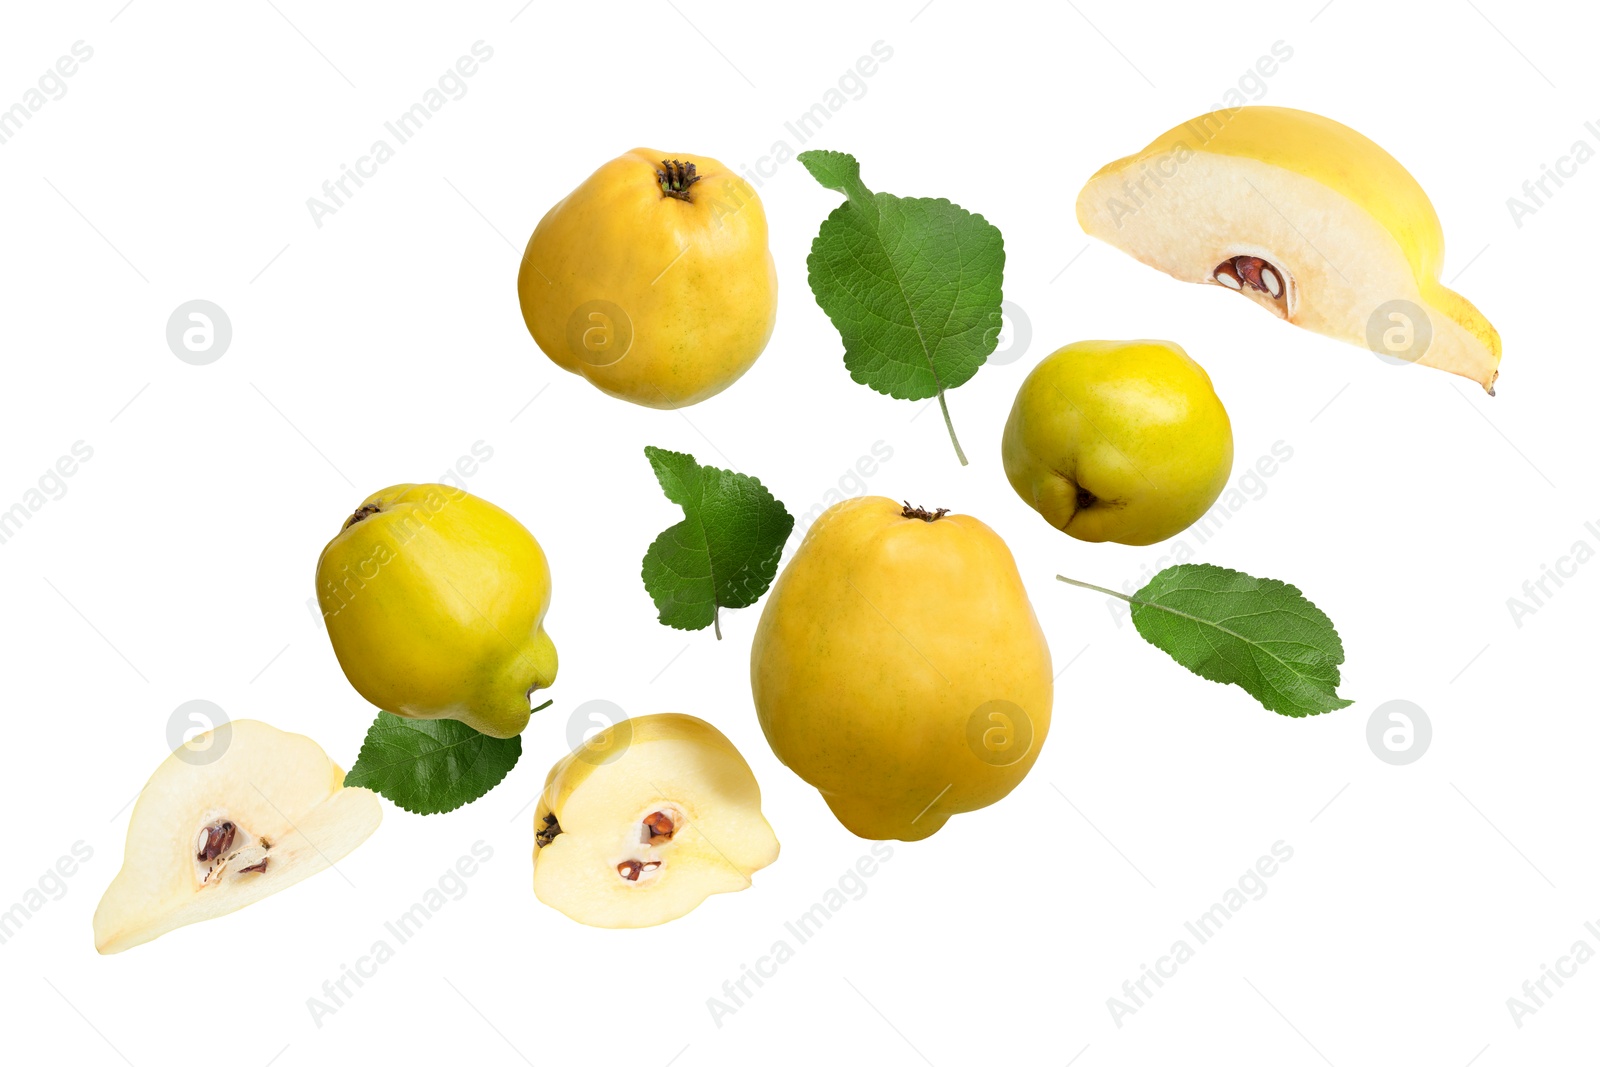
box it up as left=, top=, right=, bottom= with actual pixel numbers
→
left=1002, top=339, right=1233, bottom=545
left=1077, top=106, right=1501, bottom=392
left=316, top=484, right=556, bottom=739
left=517, top=148, right=778, bottom=408
left=751, top=498, right=1053, bottom=841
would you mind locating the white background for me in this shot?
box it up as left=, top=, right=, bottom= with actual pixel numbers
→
left=1, top=1, right=1594, bottom=1063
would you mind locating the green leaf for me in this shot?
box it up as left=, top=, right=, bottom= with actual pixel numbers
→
left=798, top=149, right=1004, bottom=466
left=797, top=150, right=870, bottom=200
left=1058, top=564, right=1352, bottom=718
left=343, top=712, right=521, bottom=814
left=641, top=446, right=794, bottom=639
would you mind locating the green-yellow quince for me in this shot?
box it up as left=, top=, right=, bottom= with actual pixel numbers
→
left=315, top=484, right=556, bottom=739
left=1002, top=339, right=1233, bottom=546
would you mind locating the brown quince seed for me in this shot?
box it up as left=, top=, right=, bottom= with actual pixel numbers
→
left=1215, top=256, right=1284, bottom=300
left=197, top=821, right=236, bottom=862
left=642, top=811, right=676, bottom=840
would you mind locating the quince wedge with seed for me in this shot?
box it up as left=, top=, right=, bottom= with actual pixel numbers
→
left=1076, top=106, right=1501, bottom=392
left=532, top=714, right=778, bottom=928
left=93, top=720, right=381, bottom=954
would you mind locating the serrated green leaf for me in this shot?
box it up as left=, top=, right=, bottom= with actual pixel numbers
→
left=797, top=150, right=868, bottom=199
left=344, top=712, right=521, bottom=814
left=1059, top=564, right=1352, bottom=718
left=798, top=149, right=1004, bottom=465
left=640, top=445, right=794, bottom=638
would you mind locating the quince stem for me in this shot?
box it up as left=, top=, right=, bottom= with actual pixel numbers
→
left=531, top=698, right=554, bottom=713
left=1056, top=575, right=1131, bottom=602
left=937, top=389, right=967, bottom=466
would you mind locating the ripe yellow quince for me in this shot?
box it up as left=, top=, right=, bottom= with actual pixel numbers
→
left=316, top=484, right=557, bottom=739
left=533, top=713, right=778, bottom=928
left=517, top=148, right=778, bottom=409
left=751, top=498, right=1053, bottom=841
left=1077, top=106, right=1501, bottom=392
left=1002, top=339, right=1233, bottom=545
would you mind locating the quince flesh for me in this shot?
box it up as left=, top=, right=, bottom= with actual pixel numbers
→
left=1002, top=339, right=1233, bottom=545
left=517, top=149, right=778, bottom=408
left=751, top=497, right=1053, bottom=841
left=316, top=484, right=557, bottom=739
left=1076, top=106, right=1501, bottom=392
left=533, top=714, right=778, bottom=928
left=94, top=720, right=380, bottom=954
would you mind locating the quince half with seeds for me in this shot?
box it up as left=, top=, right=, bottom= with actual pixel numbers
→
left=94, top=720, right=380, bottom=954
left=533, top=714, right=778, bottom=928
left=1077, top=106, right=1501, bottom=392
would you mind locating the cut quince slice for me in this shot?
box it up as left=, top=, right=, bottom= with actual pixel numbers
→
left=94, top=720, right=381, bottom=954
left=1076, top=106, right=1501, bottom=392
left=533, top=714, right=778, bottom=928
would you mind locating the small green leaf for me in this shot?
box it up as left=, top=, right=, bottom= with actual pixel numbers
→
left=641, top=445, right=794, bottom=638
left=1058, top=564, right=1352, bottom=718
left=344, top=712, right=521, bottom=814
left=797, top=150, right=869, bottom=201
left=798, top=149, right=1004, bottom=466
